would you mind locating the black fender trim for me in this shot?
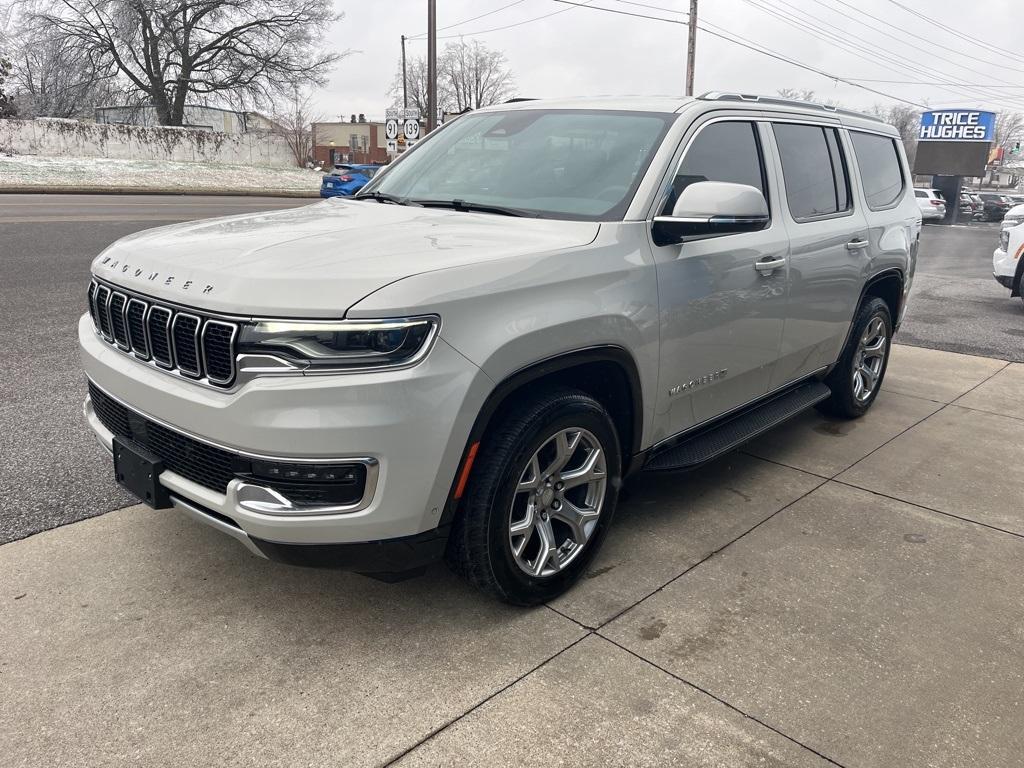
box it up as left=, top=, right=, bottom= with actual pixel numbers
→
left=1012, top=255, right=1024, bottom=298
left=440, top=345, right=645, bottom=525
left=827, top=268, right=905, bottom=376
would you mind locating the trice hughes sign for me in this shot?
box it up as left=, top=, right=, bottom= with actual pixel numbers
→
left=918, top=110, right=996, bottom=142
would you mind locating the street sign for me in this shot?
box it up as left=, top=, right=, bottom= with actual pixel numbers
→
left=386, top=138, right=398, bottom=154
left=385, top=119, right=399, bottom=141
left=919, top=110, right=996, bottom=142
left=403, top=119, right=420, bottom=141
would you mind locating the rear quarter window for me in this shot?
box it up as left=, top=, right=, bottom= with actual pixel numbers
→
left=850, top=132, right=905, bottom=210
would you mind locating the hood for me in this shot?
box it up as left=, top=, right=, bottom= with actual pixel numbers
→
left=91, top=199, right=600, bottom=317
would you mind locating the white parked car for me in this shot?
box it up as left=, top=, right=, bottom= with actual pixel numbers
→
left=994, top=221, right=1024, bottom=306
left=1000, top=203, right=1024, bottom=230
left=914, top=188, right=946, bottom=222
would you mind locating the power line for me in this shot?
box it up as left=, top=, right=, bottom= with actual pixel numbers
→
left=407, top=0, right=530, bottom=40
left=819, top=0, right=1024, bottom=75
left=740, top=0, right=1024, bottom=111
left=407, top=0, right=594, bottom=41
left=882, top=0, right=1024, bottom=65
left=551, top=0, right=928, bottom=108
left=851, top=80, right=1024, bottom=88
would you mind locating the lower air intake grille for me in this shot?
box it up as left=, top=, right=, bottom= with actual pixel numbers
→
left=88, top=381, right=237, bottom=493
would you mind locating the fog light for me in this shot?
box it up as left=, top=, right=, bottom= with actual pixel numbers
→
left=249, top=460, right=360, bottom=485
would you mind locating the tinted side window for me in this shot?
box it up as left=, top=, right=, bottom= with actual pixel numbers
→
left=772, top=123, right=851, bottom=220
left=663, top=121, right=767, bottom=214
left=851, top=132, right=905, bottom=209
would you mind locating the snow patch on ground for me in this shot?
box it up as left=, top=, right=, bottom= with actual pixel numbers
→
left=0, top=154, right=321, bottom=194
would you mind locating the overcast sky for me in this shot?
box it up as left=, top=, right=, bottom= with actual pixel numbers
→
left=319, top=0, right=1023, bottom=121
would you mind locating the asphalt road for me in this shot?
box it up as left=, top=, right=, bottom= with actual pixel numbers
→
left=900, top=222, right=1024, bottom=362
left=0, top=195, right=1018, bottom=545
left=0, top=195, right=311, bottom=545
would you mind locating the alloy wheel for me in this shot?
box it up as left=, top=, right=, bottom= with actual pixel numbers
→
left=852, top=315, right=887, bottom=403
left=508, top=427, right=607, bottom=578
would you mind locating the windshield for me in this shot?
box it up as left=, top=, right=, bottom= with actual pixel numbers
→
left=360, top=109, right=675, bottom=220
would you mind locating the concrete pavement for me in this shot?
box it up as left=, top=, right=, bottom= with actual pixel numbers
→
left=3, top=344, right=1022, bottom=768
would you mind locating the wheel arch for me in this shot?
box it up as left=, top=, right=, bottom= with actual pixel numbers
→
left=440, top=345, right=645, bottom=525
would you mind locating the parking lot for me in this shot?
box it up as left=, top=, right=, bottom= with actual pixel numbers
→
left=3, top=195, right=1023, bottom=766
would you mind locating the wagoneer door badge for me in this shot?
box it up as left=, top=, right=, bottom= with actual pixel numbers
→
left=669, top=369, right=728, bottom=397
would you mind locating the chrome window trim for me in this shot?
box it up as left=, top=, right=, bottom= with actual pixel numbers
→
left=201, top=319, right=239, bottom=386
left=125, top=298, right=151, bottom=360
left=146, top=305, right=175, bottom=369
left=171, top=312, right=203, bottom=378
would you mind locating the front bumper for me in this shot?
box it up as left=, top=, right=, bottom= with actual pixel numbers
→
left=80, top=314, right=491, bottom=555
left=993, top=246, right=1018, bottom=293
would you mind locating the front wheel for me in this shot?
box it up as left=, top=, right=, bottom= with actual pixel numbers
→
left=818, top=297, right=892, bottom=419
left=446, top=390, right=621, bottom=605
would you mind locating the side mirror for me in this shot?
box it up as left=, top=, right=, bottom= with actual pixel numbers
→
left=652, top=181, right=770, bottom=247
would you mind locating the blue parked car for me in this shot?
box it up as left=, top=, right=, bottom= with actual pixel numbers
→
left=320, top=164, right=382, bottom=198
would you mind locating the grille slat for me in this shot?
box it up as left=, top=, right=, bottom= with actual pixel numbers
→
left=147, top=306, right=173, bottom=368
left=172, top=314, right=201, bottom=377
left=126, top=299, right=149, bottom=358
left=109, top=293, right=129, bottom=349
left=202, top=321, right=237, bottom=385
left=88, top=281, right=238, bottom=388
left=95, top=285, right=113, bottom=339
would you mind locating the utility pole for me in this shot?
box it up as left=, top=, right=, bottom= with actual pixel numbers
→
left=401, top=35, right=408, bottom=109
left=686, top=0, right=698, bottom=96
left=427, top=0, right=437, bottom=131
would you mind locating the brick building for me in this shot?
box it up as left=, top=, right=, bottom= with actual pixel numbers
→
left=312, top=120, right=389, bottom=166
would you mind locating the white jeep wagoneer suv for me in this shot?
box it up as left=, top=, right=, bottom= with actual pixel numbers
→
left=81, top=93, right=919, bottom=604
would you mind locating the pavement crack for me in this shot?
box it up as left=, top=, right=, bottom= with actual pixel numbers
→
left=598, top=634, right=851, bottom=768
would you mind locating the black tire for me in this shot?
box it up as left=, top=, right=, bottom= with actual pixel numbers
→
left=817, top=297, right=892, bottom=419
left=445, top=390, right=621, bottom=606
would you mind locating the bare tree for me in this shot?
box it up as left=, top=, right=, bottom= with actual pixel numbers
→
left=869, top=103, right=921, bottom=167
left=388, top=55, right=453, bottom=117
left=0, top=51, right=14, bottom=118
left=20, top=0, right=347, bottom=126
left=389, top=40, right=514, bottom=118
left=7, top=20, right=120, bottom=118
left=271, top=89, right=321, bottom=167
left=994, top=111, right=1024, bottom=153
left=442, top=40, right=515, bottom=112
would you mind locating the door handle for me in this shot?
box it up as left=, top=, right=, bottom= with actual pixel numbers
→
left=754, top=257, right=786, bottom=274
left=846, top=239, right=869, bottom=251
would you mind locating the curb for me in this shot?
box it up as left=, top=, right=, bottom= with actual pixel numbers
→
left=0, top=186, right=320, bottom=198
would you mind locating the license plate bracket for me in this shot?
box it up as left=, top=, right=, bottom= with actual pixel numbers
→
left=113, top=437, right=172, bottom=509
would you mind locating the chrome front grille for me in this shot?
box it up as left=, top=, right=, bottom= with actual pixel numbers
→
left=89, top=279, right=239, bottom=387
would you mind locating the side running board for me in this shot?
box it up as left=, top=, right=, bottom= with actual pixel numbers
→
left=644, top=381, right=831, bottom=472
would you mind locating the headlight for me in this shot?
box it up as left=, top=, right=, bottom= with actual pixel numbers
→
left=237, top=316, right=439, bottom=371
left=1002, top=216, right=1023, bottom=229
left=999, top=229, right=1010, bottom=252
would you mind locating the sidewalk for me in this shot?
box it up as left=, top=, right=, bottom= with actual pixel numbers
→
left=2, top=345, right=1022, bottom=767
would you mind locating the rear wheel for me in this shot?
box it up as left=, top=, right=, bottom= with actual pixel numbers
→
left=446, top=390, right=621, bottom=605
left=818, top=297, right=892, bottom=418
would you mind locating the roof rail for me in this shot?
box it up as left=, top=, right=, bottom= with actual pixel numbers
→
left=698, top=92, right=884, bottom=123
left=504, top=97, right=538, bottom=103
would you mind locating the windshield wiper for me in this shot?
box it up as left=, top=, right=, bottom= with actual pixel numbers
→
left=354, top=191, right=420, bottom=206
left=411, top=199, right=534, bottom=217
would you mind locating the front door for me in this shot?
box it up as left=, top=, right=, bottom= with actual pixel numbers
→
left=651, top=119, right=789, bottom=442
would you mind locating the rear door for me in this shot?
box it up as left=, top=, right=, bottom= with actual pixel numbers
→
left=768, top=121, right=869, bottom=387
left=651, top=117, right=789, bottom=437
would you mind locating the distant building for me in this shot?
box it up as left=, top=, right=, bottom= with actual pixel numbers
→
left=312, top=118, right=389, bottom=166
left=94, top=105, right=280, bottom=134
